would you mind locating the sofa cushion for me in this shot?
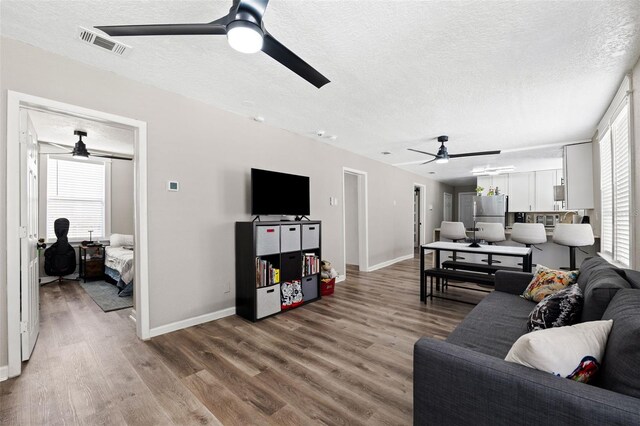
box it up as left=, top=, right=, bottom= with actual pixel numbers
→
left=577, top=256, right=620, bottom=292
left=527, top=284, right=583, bottom=332
left=446, top=291, right=533, bottom=358
left=581, top=268, right=631, bottom=322
left=522, top=265, right=578, bottom=302
left=599, top=289, right=640, bottom=399
left=505, top=320, right=613, bottom=384
left=622, top=269, right=640, bottom=289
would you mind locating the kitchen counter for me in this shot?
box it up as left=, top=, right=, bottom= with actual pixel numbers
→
left=434, top=227, right=600, bottom=239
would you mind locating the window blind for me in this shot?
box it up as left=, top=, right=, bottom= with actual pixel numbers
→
left=612, top=103, right=631, bottom=267
left=599, top=130, right=613, bottom=257
left=47, top=158, right=106, bottom=240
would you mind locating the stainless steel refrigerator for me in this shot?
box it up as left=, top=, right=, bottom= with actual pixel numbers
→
left=473, top=195, right=508, bottom=227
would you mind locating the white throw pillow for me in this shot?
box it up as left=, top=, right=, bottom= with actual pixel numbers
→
left=505, top=320, right=613, bottom=382
left=110, top=233, right=134, bottom=247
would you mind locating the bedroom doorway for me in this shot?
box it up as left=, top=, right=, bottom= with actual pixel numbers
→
left=6, top=91, right=149, bottom=378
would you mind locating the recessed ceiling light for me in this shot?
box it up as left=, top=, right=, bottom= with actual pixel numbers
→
left=328, top=135, right=337, bottom=141
left=253, top=116, right=265, bottom=122
left=381, top=151, right=391, bottom=155
left=428, top=171, right=436, bottom=174
left=316, top=130, right=325, bottom=137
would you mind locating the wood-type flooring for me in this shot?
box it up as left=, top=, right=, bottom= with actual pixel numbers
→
left=0, top=256, right=479, bottom=425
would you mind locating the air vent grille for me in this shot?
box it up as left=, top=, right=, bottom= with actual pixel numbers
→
left=77, top=26, right=131, bottom=57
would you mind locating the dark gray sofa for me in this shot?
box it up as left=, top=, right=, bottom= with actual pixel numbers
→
left=414, top=257, right=640, bottom=426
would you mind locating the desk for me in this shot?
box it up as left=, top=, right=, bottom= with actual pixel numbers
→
left=420, top=242, right=532, bottom=303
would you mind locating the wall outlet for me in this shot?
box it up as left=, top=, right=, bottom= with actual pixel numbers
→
left=224, top=281, right=231, bottom=294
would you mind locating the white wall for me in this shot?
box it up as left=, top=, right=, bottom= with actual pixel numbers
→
left=344, top=173, right=359, bottom=265
left=110, top=159, right=134, bottom=235
left=0, top=37, right=453, bottom=367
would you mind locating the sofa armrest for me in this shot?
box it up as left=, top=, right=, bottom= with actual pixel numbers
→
left=494, top=270, right=533, bottom=295
left=414, top=337, right=640, bottom=426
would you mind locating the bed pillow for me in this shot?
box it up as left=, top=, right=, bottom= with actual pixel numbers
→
left=110, top=233, right=134, bottom=247
left=527, top=284, right=583, bottom=332
left=522, top=265, right=579, bottom=303
left=505, top=320, right=613, bottom=383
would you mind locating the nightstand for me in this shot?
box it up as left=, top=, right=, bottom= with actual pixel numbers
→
left=79, top=244, right=105, bottom=282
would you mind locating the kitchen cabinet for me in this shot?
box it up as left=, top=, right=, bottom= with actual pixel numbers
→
left=564, top=143, right=594, bottom=209
left=535, top=169, right=563, bottom=211
left=476, top=175, right=509, bottom=196
left=508, top=172, right=535, bottom=212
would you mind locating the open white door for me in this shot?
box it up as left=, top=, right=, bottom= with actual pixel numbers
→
left=20, top=109, right=40, bottom=361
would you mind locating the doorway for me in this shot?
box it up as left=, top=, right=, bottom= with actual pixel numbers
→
left=413, top=184, right=426, bottom=254
left=458, top=192, right=477, bottom=229
left=6, top=91, right=149, bottom=378
left=342, top=168, right=368, bottom=277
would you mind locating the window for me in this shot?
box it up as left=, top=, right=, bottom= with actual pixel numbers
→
left=598, top=77, right=633, bottom=268
left=46, top=157, right=110, bottom=241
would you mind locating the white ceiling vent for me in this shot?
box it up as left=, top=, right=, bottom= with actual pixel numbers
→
left=77, top=26, right=131, bottom=56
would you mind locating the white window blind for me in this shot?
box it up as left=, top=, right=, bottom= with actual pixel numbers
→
left=47, top=158, right=106, bottom=240
left=612, top=103, right=631, bottom=267
left=599, top=130, right=613, bottom=256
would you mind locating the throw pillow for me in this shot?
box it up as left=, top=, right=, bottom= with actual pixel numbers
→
left=599, top=289, right=640, bottom=399
left=522, top=265, right=579, bottom=302
left=527, top=284, right=583, bottom=332
left=505, top=320, right=613, bottom=383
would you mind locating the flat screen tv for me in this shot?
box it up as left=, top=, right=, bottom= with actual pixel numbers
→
left=251, top=168, right=310, bottom=216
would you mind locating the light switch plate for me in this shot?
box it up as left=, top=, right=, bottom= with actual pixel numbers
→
left=167, top=181, right=179, bottom=191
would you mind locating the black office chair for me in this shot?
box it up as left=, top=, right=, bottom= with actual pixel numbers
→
left=41, top=218, right=79, bottom=285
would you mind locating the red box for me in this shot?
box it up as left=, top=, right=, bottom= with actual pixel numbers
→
left=320, top=278, right=335, bottom=296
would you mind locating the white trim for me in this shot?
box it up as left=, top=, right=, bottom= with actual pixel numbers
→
left=0, top=365, right=8, bottom=382
left=149, top=307, right=236, bottom=338
left=6, top=91, right=150, bottom=377
left=366, top=254, right=414, bottom=272
left=342, top=167, right=369, bottom=278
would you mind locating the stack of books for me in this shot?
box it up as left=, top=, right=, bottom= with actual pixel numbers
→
left=255, top=258, right=279, bottom=287
left=303, top=253, right=320, bottom=276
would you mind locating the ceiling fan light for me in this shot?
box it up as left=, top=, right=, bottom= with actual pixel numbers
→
left=435, top=157, right=449, bottom=164
left=227, top=20, right=263, bottom=54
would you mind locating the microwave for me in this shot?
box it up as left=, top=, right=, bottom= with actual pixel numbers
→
left=536, top=214, right=559, bottom=227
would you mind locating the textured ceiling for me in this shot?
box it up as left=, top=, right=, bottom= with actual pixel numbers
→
left=2, top=0, right=640, bottom=184
left=29, top=109, right=134, bottom=155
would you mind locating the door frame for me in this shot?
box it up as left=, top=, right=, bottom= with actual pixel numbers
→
left=6, top=91, right=150, bottom=378
left=443, top=192, right=453, bottom=222
left=413, top=183, right=426, bottom=247
left=342, top=167, right=369, bottom=277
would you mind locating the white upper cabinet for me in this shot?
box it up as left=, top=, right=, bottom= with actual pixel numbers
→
left=535, top=170, right=559, bottom=211
left=476, top=175, right=509, bottom=196
left=564, top=143, right=594, bottom=209
left=508, top=172, right=535, bottom=212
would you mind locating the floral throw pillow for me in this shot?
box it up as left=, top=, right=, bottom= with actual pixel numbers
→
left=522, top=265, right=579, bottom=302
left=528, top=284, right=583, bottom=332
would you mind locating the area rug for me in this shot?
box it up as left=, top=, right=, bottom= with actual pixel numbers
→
left=80, top=280, right=133, bottom=312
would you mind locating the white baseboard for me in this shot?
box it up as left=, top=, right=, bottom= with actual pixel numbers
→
left=129, top=308, right=137, bottom=323
left=365, top=253, right=414, bottom=272
left=149, top=307, right=236, bottom=338
left=0, top=365, right=8, bottom=382
left=336, top=274, right=346, bottom=283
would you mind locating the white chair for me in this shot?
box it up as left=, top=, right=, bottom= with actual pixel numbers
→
left=476, top=222, right=506, bottom=265
left=511, top=223, right=547, bottom=266
left=440, top=221, right=467, bottom=262
left=552, top=224, right=595, bottom=270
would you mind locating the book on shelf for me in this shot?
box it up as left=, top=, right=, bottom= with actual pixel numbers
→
left=302, top=253, right=320, bottom=276
left=255, top=257, right=280, bottom=288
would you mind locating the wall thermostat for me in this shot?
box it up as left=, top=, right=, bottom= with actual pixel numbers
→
left=167, top=181, right=179, bottom=191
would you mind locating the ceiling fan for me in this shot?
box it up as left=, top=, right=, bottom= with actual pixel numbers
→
left=407, top=136, right=501, bottom=165
left=41, top=130, right=133, bottom=161
left=95, top=0, right=330, bottom=88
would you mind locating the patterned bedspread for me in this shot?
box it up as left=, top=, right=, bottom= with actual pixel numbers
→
left=105, top=246, right=134, bottom=285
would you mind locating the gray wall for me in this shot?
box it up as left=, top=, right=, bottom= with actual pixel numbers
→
left=344, top=173, right=359, bottom=265
left=0, top=37, right=453, bottom=367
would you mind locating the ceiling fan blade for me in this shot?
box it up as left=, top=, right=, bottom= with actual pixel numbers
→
left=237, top=0, right=270, bottom=18
left=261, top=32, right=330, bottom=88
left=95, top=23, right=226, bottom=37
left=421, top=159, right=437, bottom=165
left=407, top=148, right=437, bottom=157
left=448, top=150, right=501, bottom=159
left=40, top=151, right=72, bottom=155
left=91, top=154, right=133, bottom=161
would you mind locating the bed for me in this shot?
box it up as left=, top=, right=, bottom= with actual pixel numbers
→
left=105, top=234, right=134, bottom=297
